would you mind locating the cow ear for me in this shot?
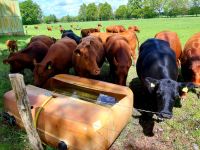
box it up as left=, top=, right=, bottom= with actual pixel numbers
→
left=144, top=77, right=159, bottom=93
left=46, top=61, right=53, bottom=70
left=178, top=82, right=197, bottom=93
left=74, top=49, right=81, bottom=56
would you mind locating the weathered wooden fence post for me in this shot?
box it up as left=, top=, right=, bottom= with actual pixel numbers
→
left=9, top=73, right=43, bottom=150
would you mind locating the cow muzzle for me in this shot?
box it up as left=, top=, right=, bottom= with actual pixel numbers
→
left=158, top=111, right=172, bottom=119
left=92, top=68, right=101, bottom=76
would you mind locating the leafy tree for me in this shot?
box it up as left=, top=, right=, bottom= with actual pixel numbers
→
left=60, top=15, right=75, bottom=22
left=164, top=0, right=189, bottom=17
left=86, top=3, right=98, bottom=21
left=189, top=0, right=200, bottom=16
left=142, top=6, right=157, bottom=18
left=127, top=0, right=143, bottom=18
left=98, top=2, right=113, bottom=20
left=78, top=3, right=87, bottom=21
left=143, top=0, right=167, bottom=16
left=19, top=0, right=42, bottom=25
left=43, top=14, right=57, bottom=24
left=115, top=5, right=128, bottom=19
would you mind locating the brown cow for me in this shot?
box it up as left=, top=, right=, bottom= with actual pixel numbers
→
left=181, top=32, right=200, bottom=85
left=97, top=23, right=102, bottom=27
left=33, top=37, right=77, bottom=87
left=105, top=35, right=132, bottom=85
left=3, top=41, right=49, bottom=73
left=128, top=26, right=140, bottom=33
left=81, top=28, right=100, bottom=37
left=6, top=40, right=18, bottom=52
left=72, top=36, right=105, bottom=77
left=47, top=26, right=52, bottom=31
left=59, top=25, right=64, bottom=34
left=106, top=25, right=126, bottom=33
left=91, top=31, right=139, bottom=63
left=28, top=35, right=55, bottom=48
left=155, top=31, right=182, bottom=63
left=34, top=25, right=39, bottom=29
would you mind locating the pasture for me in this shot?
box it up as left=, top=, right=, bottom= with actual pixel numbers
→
left=0, top=17, right=200, bottom=149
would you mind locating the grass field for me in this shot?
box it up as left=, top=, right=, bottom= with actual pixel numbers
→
left=0, top=17, right=200, bottom=150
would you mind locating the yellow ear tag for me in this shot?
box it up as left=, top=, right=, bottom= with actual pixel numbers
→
left=150, top=83, right=155, bottom=88
left=48, top=65, right=51, bottom=70
left=182, top=87, right=188, bottom=93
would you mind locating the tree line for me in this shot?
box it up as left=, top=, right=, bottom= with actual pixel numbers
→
left=20, top=0, right=200, bottom=25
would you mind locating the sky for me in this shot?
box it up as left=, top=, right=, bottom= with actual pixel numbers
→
left=18, top=0, right=128, bottom=18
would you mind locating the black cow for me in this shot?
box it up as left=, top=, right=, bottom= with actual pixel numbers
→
left=61, top=30, right=81, bottom=44
left=136, top=38, right=195, bottom=119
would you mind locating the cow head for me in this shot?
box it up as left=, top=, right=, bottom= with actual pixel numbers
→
left=113, top=57, right=131, bottom=86
left=144, top=77, right=196, bottom=119
left=128, top=26, right=140, bottom=33
left=73, top=41, right=101, bottom=76
left=3, top=53, right=32, bottom=73
left=33, top=60, right=55, bottom=87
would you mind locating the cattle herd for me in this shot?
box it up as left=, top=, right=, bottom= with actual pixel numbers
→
left=3, top=24, right=200, bottom=121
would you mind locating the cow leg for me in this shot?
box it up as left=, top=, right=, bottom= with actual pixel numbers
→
left=109, top=65, right=115, bottom=83
left=139, top=112, right=154, bottom=136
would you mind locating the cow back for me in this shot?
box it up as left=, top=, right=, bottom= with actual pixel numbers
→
left=105, top=35, right=132, bottom=85
left=155, top=31, right=182, bottom=60
left=137, top=38, right=178, bottom=81
left=29, top=35, right=54, bottom=48
left=61, top=31, right=81, bottom=44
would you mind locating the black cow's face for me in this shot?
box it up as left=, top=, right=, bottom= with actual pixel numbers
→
left=144, top=77, right=196, bottom=119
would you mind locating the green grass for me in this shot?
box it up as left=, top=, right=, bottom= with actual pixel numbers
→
left=0, top=17, right=200, bottom=149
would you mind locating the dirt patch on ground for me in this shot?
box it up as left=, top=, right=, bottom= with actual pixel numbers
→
left=109, top=110, right=174, bottom=150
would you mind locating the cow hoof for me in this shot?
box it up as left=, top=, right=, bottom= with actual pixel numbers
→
left=3, top=112, right=16, bottom=126
left=58, top=141, right=68, bottom=150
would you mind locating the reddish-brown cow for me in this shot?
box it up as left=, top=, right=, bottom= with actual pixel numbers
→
left=105, top=35, right=132, bottom=85
left=106, top=25, right=126, bottom=33
left=72, top=36, right=105, bottom=77
left=47, top=26, right=52, bottom=31
left=34, top=25, right=39, bottom=29
left=6, top=40, right=18, bottom=52
left=81, top=28, right=100, bottom=37
left=59, top=25, right=64, bottom=34
left=155, top=31, right=182, bottom=62
left=33, top=37, right=77, bottom=87
left=97, top=23, right=102, bottom=27
left=181, top=32, right=200, bottom=85
left=3, top=41, right=49, bottom=73
left=90, top=31, right=139, bottom=63
left=28, top=35, right=55, bottom=48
